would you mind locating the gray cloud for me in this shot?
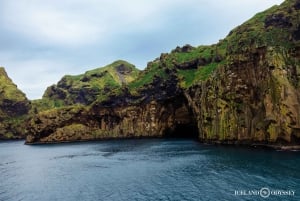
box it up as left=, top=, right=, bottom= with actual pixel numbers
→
left=0, top=0, right=284, bottom=99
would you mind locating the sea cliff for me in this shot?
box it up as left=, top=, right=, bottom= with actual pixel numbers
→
left=2, top=0, right=300, bottom=146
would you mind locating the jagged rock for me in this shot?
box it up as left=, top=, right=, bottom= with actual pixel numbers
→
left=172, top=44, right=195, bottom=53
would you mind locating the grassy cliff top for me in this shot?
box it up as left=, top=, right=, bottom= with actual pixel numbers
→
left=54, top=60, right=139, bottom=90
left=129, top=42, right=227, bottom=90
left=0, top=67, right=28, bottom=102
left=225, top=0, right=300, bottom=52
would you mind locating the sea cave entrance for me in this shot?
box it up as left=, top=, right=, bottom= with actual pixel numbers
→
left=161, top=95, right=199, bottom=139
left=164, top=123, right=199, bottom=139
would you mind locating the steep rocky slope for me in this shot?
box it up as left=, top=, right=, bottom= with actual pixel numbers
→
left=0, top=67, right=31, bottom=139
left=186, top=0, right=300, bottom=145
left=32, top=60, right=139, bottom=111
left=26, top=0, right=300, bottom=146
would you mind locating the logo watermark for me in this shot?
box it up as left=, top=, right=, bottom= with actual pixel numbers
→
left=234, top=187, right=295, bottom=198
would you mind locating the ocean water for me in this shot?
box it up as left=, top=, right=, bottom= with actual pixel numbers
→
left=0, top=139, right=299, bottom=201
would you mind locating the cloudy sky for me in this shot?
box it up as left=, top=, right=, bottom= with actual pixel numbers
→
left=0, top=0, right=284, bottom=99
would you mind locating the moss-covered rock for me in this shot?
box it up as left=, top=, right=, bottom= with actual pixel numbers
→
left=186, top=0, right=300, bottom=145
left=0, top=67, right=31, bottom=139
left=26, top=97, right=196, bottom=144
left=42, top=60, right=139, bottom=108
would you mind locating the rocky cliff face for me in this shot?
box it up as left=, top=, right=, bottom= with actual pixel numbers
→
left=25, top=0, right=300, bottom=146
left=0, top=67, right=31, bottom=139
left=26, top=96, right=197, bottom=143
left=186, top=47, right=300, bottom=144
left=185, top=0, right=300, bottom=145
left=26, top=54, right=199, bottom=143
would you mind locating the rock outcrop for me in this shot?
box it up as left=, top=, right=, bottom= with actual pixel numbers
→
left=42, top=60, right=139, bottom=106
left=25, top=0, right=300, bottom=146
left=0, top=67, right=31, bottom=139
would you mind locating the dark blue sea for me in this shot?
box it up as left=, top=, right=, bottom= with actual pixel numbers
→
left=0, top=139, right=299, bottom=201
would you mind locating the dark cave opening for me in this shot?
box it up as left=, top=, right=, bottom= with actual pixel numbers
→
left=161, top=94, right=199, bottom=139
left=291, top=133, right=300, bottom=144
left=164, top=123, right=199, bottom=139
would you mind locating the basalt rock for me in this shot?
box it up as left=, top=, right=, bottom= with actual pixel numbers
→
left=185, top=47, right=300, bottom=145
left=26, top=96, right=197, bottom=144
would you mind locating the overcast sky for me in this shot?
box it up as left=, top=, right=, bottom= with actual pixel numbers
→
left=0, top=0, right=284, bottom=100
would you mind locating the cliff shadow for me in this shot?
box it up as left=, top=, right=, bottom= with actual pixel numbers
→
left=164, top=123, right=199, bottom=139
left=163, top=96, right=199, bottom=139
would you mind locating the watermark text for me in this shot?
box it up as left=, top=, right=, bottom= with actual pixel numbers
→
left=234, top=187, right=295, bottom=198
